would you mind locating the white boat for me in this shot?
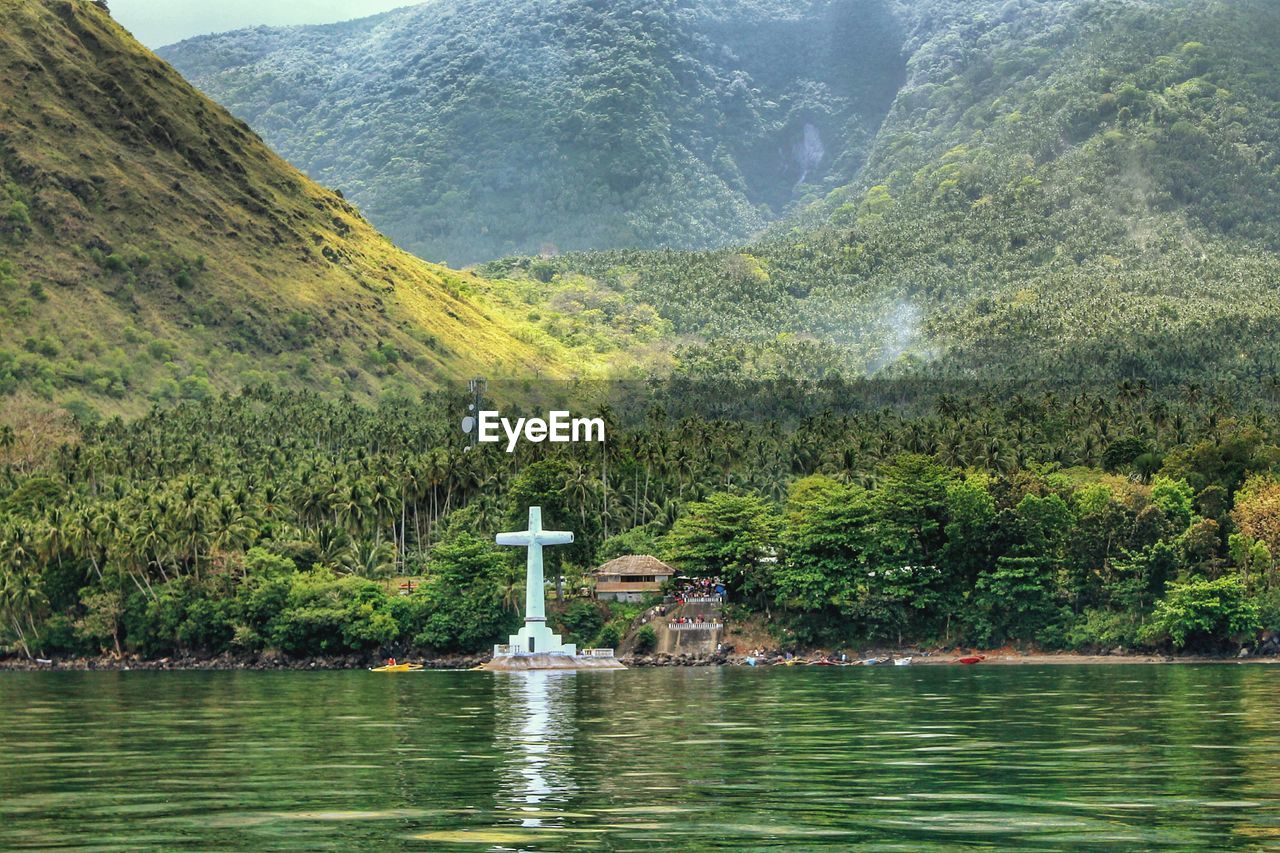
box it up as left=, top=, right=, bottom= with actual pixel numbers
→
left=894, top=657, right=912, bottom=666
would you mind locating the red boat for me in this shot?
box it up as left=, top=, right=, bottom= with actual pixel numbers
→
left=955, top=655, right=986, bottom=665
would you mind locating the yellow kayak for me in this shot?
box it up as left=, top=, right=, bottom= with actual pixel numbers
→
left=369, top=663, right=423, bottom=673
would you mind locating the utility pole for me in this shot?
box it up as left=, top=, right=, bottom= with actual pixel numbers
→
left=463, top=378, right=486, bottom=449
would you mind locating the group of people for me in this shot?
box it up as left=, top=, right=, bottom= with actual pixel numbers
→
left=668, top=614, right=722, bottom=628
left=671, top=577, right=726, bottom=604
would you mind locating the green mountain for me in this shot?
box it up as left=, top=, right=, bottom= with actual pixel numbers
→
left=490, top=0, right=1280, bottom=385
left=162, top=0, right=1280, bottom=386
left=159, top=0, right=906, bottom=265
left=0, top=0, right=579, bottom=414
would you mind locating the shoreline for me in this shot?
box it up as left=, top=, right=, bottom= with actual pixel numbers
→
left=3, top=650, right=1277, bottom=672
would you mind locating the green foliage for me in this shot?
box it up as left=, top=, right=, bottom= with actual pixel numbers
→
left=163, top=0, right=905, bottom=265
left=597, top=526, right=661, bottom=564
left=1144, top=576, right=1259, bottom=650
left=969, top=493, right=1075, bottom=644
left=634, top=624, right=657, bottom=654
left=5, top=381, right=1280, bottom=658
left=75, top=588, right=123, bottom=655
left=1066, top=608, right=1144, bottom=652
left=528, top=261, right=556, bottom=284
left=244, top=547, right=296, bottom=579
left=940, top=474, right=996, bottom=589
left=272, top=573, right=399, bottom=656
left=594, top=622, right=623, bottom=650
left=555, top=601, right=606, bottom=647
left=663, top=493, right=782, bottom=602
left=1151, top=477, right=1195, bottom=531
left=465, top=1, right=1280, bottom=387
left=411, top=532, right=517, bottom=654
left=0, top=1, right=562, bottom=409
left=776, top=476, right=872, bottom=613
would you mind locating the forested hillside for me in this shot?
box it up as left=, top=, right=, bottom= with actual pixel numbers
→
left=0, top=0, right=581, bottom=414
left=160, top=0, right=1280, bottom=384
left=5, top=382, right=1279, bottom=661
left=161, top=0, right=906, bottom=265
left=491, top=0, right=1280, bottom=384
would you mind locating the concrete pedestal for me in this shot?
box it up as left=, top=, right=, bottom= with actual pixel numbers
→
left=502, top=622, right=576, bottom=658
left=483, top=652, right=626, bottom=671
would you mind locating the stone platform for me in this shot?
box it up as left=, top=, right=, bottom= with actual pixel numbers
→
left=482, top=653, right=626, bottom=671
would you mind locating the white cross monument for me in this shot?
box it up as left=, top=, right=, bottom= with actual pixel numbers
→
left=494, top=506, right=576, bottom=657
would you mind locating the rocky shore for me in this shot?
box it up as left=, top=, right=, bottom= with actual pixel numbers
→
left=4, top=645, right=1278, bottom=672
left=0, top=652, right=488, bottom=672
left=0, top=651, right=734, bottom=671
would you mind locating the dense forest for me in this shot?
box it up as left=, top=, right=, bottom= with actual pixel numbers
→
left=162, top=0, right=907, bottom=265
left=3, top=381, right=1279, bottom=660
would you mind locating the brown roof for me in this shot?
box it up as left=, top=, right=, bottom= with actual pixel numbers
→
left=593, top=555, right=676, bottom=576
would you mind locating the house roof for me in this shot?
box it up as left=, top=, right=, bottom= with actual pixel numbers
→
left=593, top=554, right=676, bottom=576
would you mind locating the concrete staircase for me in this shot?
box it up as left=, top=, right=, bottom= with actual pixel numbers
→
left=626, top=596, right=724, bottom=656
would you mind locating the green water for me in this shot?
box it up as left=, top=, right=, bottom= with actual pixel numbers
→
left=2, top=666, right=1279, bottom=849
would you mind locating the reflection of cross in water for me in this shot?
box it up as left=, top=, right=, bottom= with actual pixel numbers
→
left=518, top=674, right=552, bottom=826
left=502, top=672, right=574, bottom=829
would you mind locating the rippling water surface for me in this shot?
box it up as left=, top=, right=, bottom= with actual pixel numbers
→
left=2, top=666, right=1280, bottom=848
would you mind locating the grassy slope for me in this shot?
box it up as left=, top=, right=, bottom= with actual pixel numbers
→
left=0, top=0, right=576, bottom=416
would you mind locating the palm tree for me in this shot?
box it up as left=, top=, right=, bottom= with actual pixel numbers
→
left=495, top=563, right=524, bottom=615
left=368, top=476, right=399, bottom=549
left=344, top=540, right=395, bottom=579
left=562, top=460, right=597, bottom=533
left=314, top=525, right=351, bottom=571
left=0, top=425, right=14, bottom=466
left=0, top=533, right=45, bottom=660
left=209, top=497, right=254, bottom=561
left=333, top=479, right=370, bottom=536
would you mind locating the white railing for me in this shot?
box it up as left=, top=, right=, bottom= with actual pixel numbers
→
left=581, top=648, right=615, bottom=658
left=668, top=623, right=723, bottom=631
left=680, top=595, right=723, bottom=605
left=494, top=643, right=523, bottom=656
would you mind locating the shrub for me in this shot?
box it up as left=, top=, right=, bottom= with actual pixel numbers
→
left=4, top=199, right=30, bottom=235
left=556, top=600, right=605, bottom=646
left=594, top=623, right=623, bottom=650
left=271, top=573, right=400, bottom=656
left=411, top=532, right=517, bottom=653
left=1066, top=608, right=1144, bottom=651
left=634, top=624, right=657, bottom=654
left=39, top=613, right=86, bottom=655
left=1142, top=576, right=1259, bottom=650
left=124, top=578, right=235, bottom=657
left=529, top=260, right=556, bottom=283
left=597, top=526, right=660, bottom=563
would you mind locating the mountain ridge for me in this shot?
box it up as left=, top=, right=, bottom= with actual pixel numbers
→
left=160, top=0, right=907, bottom=265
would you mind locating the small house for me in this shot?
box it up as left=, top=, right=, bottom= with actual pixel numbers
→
left=592, top=555, right=675, bottom=602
